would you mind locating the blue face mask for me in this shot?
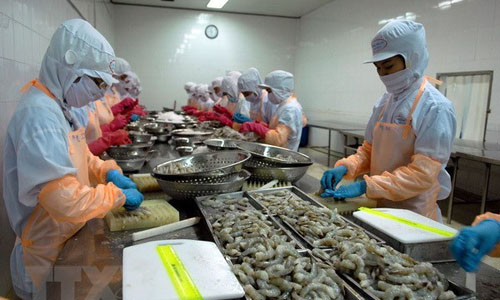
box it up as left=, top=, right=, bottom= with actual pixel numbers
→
left=228, top=96, right=238, bottom=103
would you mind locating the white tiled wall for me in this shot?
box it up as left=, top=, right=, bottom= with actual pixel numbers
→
left=0, top=0, right=114, bottom=296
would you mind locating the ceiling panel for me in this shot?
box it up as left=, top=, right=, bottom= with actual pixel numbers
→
left=110, top=0, right=334, bottom=18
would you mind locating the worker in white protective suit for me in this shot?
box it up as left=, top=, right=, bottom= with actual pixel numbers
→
left=3, top=19, right=144, bottom=299
left=320, top=20, right=457, bottom=221
left=236, top=68, right=269, bottom=125
left=240, top=70, right=305, bottom=151
left=198, top=84, right=215, bottom=112
left=209, top=77, right=225, bottom=105
left=184, top=81, right=197, bottom=107
left=219, top=72, right=250, bottom=131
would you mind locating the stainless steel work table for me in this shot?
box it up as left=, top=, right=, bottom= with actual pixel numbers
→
left=47, top=143, right=499, bottom=299
left=308, top=120, right=366, bottom=167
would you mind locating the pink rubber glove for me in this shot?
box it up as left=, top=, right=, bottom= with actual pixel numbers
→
left=88, top=136, right=111, bottom=156
left=240, top=121, right=269, bottom=138
left=182, top=105, right=196, bottom=112
left=216, top=114, right=233, bottom=127
left=111, top=97, right=138, bottom=116
left=106, top=130, right=132, bottom=145
left=213, top=105, right=233, bottom=119
left=101, top=114, right=128, bottom=133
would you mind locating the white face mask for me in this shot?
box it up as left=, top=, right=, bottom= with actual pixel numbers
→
left=65, top=75, right=106, bottom=108
left=268, top=92, right=282, bottom=105
left=245, top=93, right=259, bottom=104
left=379, top=68, right=414, bottom=95
left=216, top=90, right=223, bottom=97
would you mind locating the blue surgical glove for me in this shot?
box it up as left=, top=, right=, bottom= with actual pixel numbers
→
left=320, top=165, right=348, bottom=190
left=332, top=180, right=367, bottom=199
left=107, top=170, right=137, bottom=190
left=233, top=113, right=252, bottom=124
left=321, top=189, right=335, bottom=198
left=121, top=188, right=144, bottom=211
left=130, top=114, right=140, bottom=122
left=450, top=219, right=500, bottom=272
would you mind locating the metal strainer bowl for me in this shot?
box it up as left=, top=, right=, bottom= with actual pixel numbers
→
left=234, top=140, right=313, bottom=167
left=152, top=150, right=251, bottom=180
left=154, top=170, right=251, bottom=201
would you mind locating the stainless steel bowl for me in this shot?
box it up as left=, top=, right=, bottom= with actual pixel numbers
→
left=203, top=139, right=238, bottom=151
left=129, top=132, right=152, bottom=144
left=154, top=170, right=251, bottom=201
left=152, top=150, right=251, bottom=180
left=107, top=142, right=154, bottom=159
left=234, top=140, right=313, bottom=167
left=114, top=157, right=147, bottom=172
left=126, top=122, right=142, bottom=131
left=174, top=137, right=193, bottom=147
left=176, top=146, right=194, bottom=156
left=243, top=160, right=310, bottom=183
left=156, top=133, right=170, bottom=143
left=143, top=123, right=165, bottom=134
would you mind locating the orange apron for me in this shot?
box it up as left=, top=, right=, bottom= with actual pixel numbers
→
left=18, top=80, right=116, bottom=288
left=85, top=106, right=103, bottom=143
left=370, top=78, right=440, bottom=220
left=95, top=100, right=115, bottom=125
left=104, top=87, right=122, bottom=108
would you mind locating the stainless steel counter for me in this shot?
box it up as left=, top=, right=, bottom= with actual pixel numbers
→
left=47, top=143, right=499, bottom=299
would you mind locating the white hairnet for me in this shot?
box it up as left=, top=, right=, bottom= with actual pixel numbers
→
left=197, top=84, right=210, bottom=102
left=258, top=70, right=294, bottom=102
left=184, top=81, right=196, bottom=92
left=112, top=57, right=131, bottom=75
left=211, top=77, right=223, bottom=89
left=365, top=20, right=428, bottom=81
left=123, top=71, right=142, bottom=97
left=39, top=19, right=117, bottom=102
left=238, top=68, right=262, bottom=98
left=221, top=72, right=241, bottom=99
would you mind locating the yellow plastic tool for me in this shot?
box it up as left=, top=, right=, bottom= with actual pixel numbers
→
left=156, top=245, right=203, bottom=300
left=358, top=207, right=455, bottom=237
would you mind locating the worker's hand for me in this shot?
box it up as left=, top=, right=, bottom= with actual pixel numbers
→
left=213, top=105, right=233, bottom=119
left=240, top=122, right=269, bottom=138
left=450, top=219, right=500, bottom=272
left=107, top=170, right=137, bottom=190
left=130, top=114, right=140, bottom=122
left=106, top=130, right=132, bottom=146
left=320, top=189, right=336, bottom=198
left=121, top=188, right=144, bottom=211
left=112, top=97, right=138, bottom=115
left=332, top=180, right=366, bottom=199
left=320, top=165, right=348, bottom=190
left=88, top=136, right=112, bottom=156
left=101, top=114, right=128, bottom=132
left=216, top=114, right=233, bottom=127
left=233, top=113, right=251, bottom=124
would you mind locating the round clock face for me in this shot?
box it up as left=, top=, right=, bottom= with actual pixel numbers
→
left=205, top=25, right=218, bottom=39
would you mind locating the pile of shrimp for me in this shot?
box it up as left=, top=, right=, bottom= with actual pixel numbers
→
left=210, top=209, right=346, bottom=299
left=253, top=190, right=457, bottom=300
left=312, top=241, right=456, bottom=300
left=252, top=190, right=371, bottom=247
left=201, top=196, right=254, bottom=220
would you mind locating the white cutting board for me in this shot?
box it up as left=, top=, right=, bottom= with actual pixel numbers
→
left=123, top=240, right=244, bottom=300
left=353, top=208, right=458, bottom=244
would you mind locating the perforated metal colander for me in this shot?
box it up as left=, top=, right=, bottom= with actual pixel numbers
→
left=152, top=150, right=251, bottom=180
left=154, top=170, right=251, bottom=201
left=243, top=160, right=310, bottom=183
left=234, top=140, right=313, bottom=167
